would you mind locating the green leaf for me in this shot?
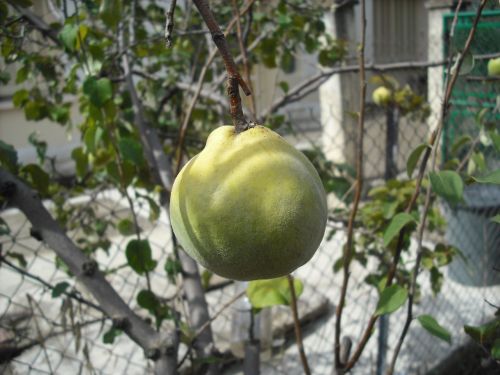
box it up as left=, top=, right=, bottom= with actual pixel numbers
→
left=125, top=239, right=157, bottom=275
left=417, top=314, right=451, bottom=344
left=201, top=270, right=213, bottom=290
left=118, top=137, right=144, bottom=165
left=406, top=143, right=429, bottom=178
left=491, top=215, right=500, bottom=225
left=430, top=267, right=443, bottom=295
left=21, top=164, right=49, bottom=195
left=71, top=147, right=88, bottom=178
left=247, top=276, right=303, bottom=309
left=100, top=0, right=122, bottom=29
left=13, top=89, right=29, bottom=107
left=137, top=289, right=159, bottom=314
left=450, top=51, right=475, bottom=76
left=28, top=132, right=47, bottom=164
left=492, top=339, right=500, bottom=360
left=472, top=169, right=500, bottom=185
left=383, top=213, right=417, bottom=247
left=429, top=171, right=464, bottom=205
left=117, top=218, right=135, bottom=235
left=6, top=252, right=26, bottom=268
left=374, top=284, right=408, bottom=316
left=59, top=24, right=79, bottom=51
left=83, top=76, right=113, bottom=106
left=280, top=51, right=295, bottom=74
left=17, top=0, right=33, bottom=7
left=103, top=327, right=122, bottom=344
left=0, top=218, right=10, bottom=235
left=279, top=81, right=289, bottom=94
left=52, top=282, right=70, bottom=298
left=164, top=256, right=182, bottom=282
left=0, top=140, right=18, bottom=172
left=451, top=135, right=472, bottom=155
left=464, top=320, right=500, bottom=344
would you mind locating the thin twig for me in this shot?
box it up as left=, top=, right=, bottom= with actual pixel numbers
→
left=231, top=0, right=256, bottom=119
left=193, top=290, right=245, bottom=339
left=174, top=0, right=256, bottom=175
left=260, top=59, right=449, bottom=120
left=288, top=275, right=311, bottom=375
left=385, top=2, right=488, bottom=374
left=165, top=0, right=177, bottom=47
left=0, top=255, right=104, bottom=313
left=456, top=135, right=480, bottom=172
left=334, top=0, right=367, bottom=371
left=192, top=0, right=251, bottom=131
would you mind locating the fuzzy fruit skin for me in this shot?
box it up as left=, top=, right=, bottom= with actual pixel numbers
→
left=487, top=58, right=500, bottom=77
left=372, top=86, right=392, bottom=106
left=170, top=125, right=327, bottom=281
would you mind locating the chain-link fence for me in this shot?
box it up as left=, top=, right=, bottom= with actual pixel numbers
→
left=1, top=3, right=500, bottom=375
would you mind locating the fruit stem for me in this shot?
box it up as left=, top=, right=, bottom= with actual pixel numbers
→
left=192, top=0, right=254, bottom=133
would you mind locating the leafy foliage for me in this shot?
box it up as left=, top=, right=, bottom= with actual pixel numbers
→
left=247, top=276, right=303, bottom=309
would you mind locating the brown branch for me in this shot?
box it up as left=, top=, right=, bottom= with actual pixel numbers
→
left=334, top=0, right=367, bottom=372
left=6, top=0, right=59, bottom=44
left=192, top=0, right=252, bottom=132
left=385, top=2, right=488, bottom=374
left=288, top=275, right=311, bottom=375
left=193, top=290, right=245, bottom=340
left=260, top=59, right=448, bottom=120
left=231, top=0, right=256, bottom=119
left=174, top=0, right=256, bottom=175
left=0, top=168, right=178, bottom=374
left=165, top=0, right=177, bottom=47
left=0, top=255, right=103, bottom=313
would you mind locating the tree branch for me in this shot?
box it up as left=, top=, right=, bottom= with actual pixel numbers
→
left=334, top=0, right=367, bottom=372
left=231, top=0, right=256, bottom=119
left=288, top=275, right=311, bottom=375
left=174, top=0, right=257, bottom=175
left=260, top=59, right=449, bottom=120
left=0, top=168, right=178, bottom=374
left=6, top=0, right=59, bottom=44
left=192, top=0, right=252, bottom=132
left=385, top=2, right=488, bottom=374
left=165, top=0, right=177, bottom=47
left=0, top=255, right=103, bottom=313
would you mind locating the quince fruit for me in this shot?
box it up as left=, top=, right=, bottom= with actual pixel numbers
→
left=170, top=125, right=327, bottom=280
left=487, top=58, right=500, bottom=77
left=372, top=86, right=392, bottom=107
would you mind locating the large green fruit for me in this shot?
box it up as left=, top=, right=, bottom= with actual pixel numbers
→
left=170, top=125, right=327, bottom=281
left=487, top=58, right=500, bottom=77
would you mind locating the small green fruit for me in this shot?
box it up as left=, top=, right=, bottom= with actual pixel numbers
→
left=487, top=58, right=500, bottom=77
left=372, top=86, right=392, bottom=107
left=170, top=125, right=328, bottom=281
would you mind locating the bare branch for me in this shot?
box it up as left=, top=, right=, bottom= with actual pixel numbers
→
left=0, top=255, right=103, bottom=313
left=174, top=0, right=257, bottom=175
left=334, top=0, right=367, bottom=371
left=385, top=2, right=488, bottom=374
left=192, top=0, right=252, bottom=132
left=231, top=0, right=256, bottom=119
left=165, top=0, right=177, bottom=47
left=123, top=53, right=174, bottom=195
left=288, top=275, right=311, bottom=375
left=0, top=168, right=178, bottom=373
left=261, top=59, right=448, bottom=119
